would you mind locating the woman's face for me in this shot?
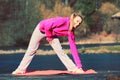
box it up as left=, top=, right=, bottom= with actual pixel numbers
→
left=73, top=16, right=82, bottom=28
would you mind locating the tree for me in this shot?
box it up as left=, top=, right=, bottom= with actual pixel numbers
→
left=99, top=2, right=119, bottom=34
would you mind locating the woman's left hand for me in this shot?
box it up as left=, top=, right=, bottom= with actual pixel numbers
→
left=48, top=40, right=54, bottom=44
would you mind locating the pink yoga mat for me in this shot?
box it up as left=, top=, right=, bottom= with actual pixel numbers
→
left=16, top=69, right=97, bottom=76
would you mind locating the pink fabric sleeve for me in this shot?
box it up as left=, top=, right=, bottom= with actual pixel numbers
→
left=68, top=31, right=82, bottom=68
left=44, top=21, right=54, bottom=42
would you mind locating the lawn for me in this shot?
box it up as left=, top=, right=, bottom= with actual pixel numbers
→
left=0, top=45, right=120, bottom=55
left=79, top=45, right=120, bottom=54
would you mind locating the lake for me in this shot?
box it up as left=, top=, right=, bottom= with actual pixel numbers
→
left=0, top=44, right=120, bottom=80
left=0, top=53, right=120, bottom=80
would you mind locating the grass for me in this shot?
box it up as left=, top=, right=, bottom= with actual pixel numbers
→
left=0, top=45, right=120, bottom=55
left=78, top=45, right=120, bottom=54
left=108, top=46, right=120, bottom=51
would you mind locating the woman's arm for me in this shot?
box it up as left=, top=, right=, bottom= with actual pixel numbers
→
left=68, top=31, right=82, bottom=68
left=44, top=21, right=54, bottom=42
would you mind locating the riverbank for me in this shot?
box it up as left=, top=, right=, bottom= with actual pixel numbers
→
left=0, top=43, right=120, bottom=55
left=0, top=32, right=120, bottom=55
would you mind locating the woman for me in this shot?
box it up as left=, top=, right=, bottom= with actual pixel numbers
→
left=12, top=12, right=84, bottom=74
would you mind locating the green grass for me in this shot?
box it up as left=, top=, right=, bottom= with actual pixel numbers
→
left=0, top=45, right=120, bottom=54
left=78, top=45, right=120, bottom=54
left=107, top=46, right=120, bottom=51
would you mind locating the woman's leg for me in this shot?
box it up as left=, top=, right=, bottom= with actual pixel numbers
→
left=50, top=38, right=78, bottom=71
left=13, top=25, right=45, bottom=73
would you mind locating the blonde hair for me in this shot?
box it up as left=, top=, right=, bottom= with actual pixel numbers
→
left=69, top=12, right=82, bottom=31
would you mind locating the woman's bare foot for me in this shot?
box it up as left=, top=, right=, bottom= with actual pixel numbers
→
left=12, top=70, right=25, bottom=75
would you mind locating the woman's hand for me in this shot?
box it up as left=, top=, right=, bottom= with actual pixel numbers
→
left=46, top=37, right=54, bottom=44
left=48, top=39, right=54, bottom=44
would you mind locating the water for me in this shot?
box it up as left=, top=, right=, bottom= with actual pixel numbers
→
left=0, top=44, right=120, bottom=80
left=0, top=53, right=120, bottom=80
left=0, top=73, right=120, bottom=80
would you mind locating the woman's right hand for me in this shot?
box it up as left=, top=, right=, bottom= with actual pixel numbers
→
left=48, top=39, right=54, bottom=44
left=46, top=37, right=53, bottom=44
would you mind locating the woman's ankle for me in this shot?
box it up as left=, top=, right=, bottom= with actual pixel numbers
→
left=12, top=69, right=26, bottom=74
left=73, top=68, right=84, bottom=73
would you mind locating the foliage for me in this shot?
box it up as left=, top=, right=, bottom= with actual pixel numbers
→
left=99, top=2, right=119, bottom=15
left=0, top=0, right=43, bottom=46
left=0, top=0, right=120, bottom=46
left=99, top=2, right=120, bottom=34
left=39, top=1, right=73, bottom=19
left=75, top=0, right=98, bottom=34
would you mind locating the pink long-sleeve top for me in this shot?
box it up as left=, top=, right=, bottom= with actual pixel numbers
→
left=39, top=17, right=82, bottom=68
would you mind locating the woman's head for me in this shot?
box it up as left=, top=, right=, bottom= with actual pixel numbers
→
left=69, top=12, right=83, bottom=31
